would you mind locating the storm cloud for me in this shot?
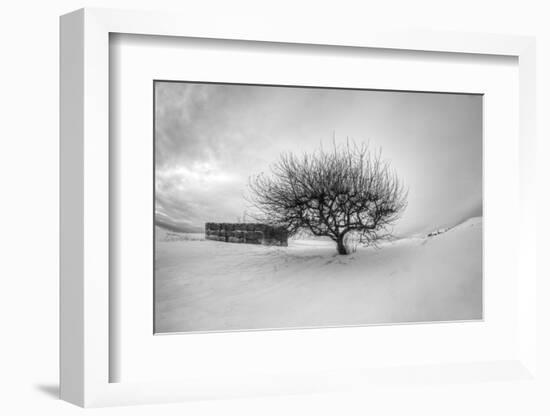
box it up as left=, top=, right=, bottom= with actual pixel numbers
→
left=154, top=82, right=482, bottom=236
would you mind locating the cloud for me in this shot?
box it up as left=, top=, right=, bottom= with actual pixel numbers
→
left=154, top=82, right=482, bottom=236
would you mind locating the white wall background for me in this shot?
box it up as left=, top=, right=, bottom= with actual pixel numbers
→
left=0, top=0, right=548, bottom=415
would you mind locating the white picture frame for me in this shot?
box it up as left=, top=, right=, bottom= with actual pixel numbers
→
left=60, top=7, right=537, bottom=407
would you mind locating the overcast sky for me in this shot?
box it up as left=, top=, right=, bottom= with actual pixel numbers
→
left=155, top=81, right=482, bottom=236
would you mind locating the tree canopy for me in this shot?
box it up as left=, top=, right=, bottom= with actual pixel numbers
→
left=248, top=142, right=407, bottom=254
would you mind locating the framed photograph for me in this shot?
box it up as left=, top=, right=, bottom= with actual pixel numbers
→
left=60, top=8, right=538, bottom=407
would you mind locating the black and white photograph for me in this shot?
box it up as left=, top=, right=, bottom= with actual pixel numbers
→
left=154, top=81, right=483, bottom=334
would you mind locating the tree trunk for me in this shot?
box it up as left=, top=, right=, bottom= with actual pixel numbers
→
left=336, top=235, right=348, bottom=255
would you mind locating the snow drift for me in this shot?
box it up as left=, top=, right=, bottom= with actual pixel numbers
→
left=155, top=217, right=482, bottom=333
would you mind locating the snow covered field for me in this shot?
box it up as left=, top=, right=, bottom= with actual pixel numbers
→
left=154, top=217, right=482, bottom=333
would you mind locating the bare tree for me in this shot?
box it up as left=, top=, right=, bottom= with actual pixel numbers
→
left=248, top=142, right=407, bottom=255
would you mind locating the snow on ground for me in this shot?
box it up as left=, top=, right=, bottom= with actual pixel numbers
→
left=155, top=217, right=482, bottom=333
